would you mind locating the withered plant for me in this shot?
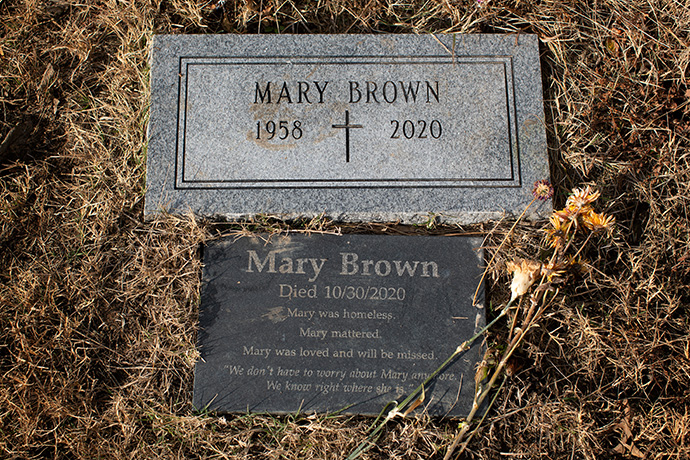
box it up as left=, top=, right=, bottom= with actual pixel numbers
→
left=1, top=0, right=689, bottom=458
left=347, top=183, right=617, bottom=459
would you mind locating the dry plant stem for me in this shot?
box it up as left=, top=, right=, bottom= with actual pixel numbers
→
left=444, top=290, right=557, bottom=460
left=443, top=330, right=524, bottom=460
left=457, top=375, right=508, bottom=456
left=507, top=297, right=522, bottom=343
left=551, top=221, right=579, bottom=265
left=520, top=286, right=542, bottom=328
left=346, top=300, right=515, bottom=460
left=570, top=231, right=594, bottom=261
left=472, top=197, right=537, bottom=306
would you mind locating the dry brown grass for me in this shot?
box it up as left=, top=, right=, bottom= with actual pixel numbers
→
left=1, top=0, right=689, bottom=458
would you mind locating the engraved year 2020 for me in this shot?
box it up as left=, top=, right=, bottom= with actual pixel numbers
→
left=256, top=120, right=303, bottom=140
left=390, top=119, right=442, bottom=139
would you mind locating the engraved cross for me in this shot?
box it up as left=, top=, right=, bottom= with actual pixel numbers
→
left=332, top=110, right=363, bottom=162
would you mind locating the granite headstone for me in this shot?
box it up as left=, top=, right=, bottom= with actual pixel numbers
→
left=194, top=233, right=485, bottom=415
left=146, top=34, right=550, bottom=223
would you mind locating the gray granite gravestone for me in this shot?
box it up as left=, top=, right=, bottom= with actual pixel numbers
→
left=146, top=34, right=550, bottom=224
left=194, top=233, right=484, bottom=416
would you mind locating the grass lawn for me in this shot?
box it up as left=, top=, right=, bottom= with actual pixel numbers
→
left=1, top=0, right=689, bottom=458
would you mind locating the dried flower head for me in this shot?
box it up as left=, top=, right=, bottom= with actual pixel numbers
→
left=545, top=214, right=572, bottom=248
left=553, top=207, right=577, bottom=223
left=506, top=258, right=542, bottom=301
left=532, top=180, right=554, bottom=201
left=582, top=211, right=615, bottom=232
left=566, top=186, right=600, bottom=210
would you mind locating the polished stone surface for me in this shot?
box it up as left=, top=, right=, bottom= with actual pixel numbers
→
left=193, top=233, right=485, bottom=415
left=146, top=34, right=550, bottom=223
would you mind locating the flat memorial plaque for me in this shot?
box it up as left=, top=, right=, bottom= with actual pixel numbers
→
left=194, top=233, right=485, bottom=415
left=146, top=34, right=550, bottom=223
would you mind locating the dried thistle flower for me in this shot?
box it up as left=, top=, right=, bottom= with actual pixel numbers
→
left=554, top=207, right=577, bottom=222
left=545, top=214, right=572, bottom=248
left=565, top=186, right=600, bottom=210
left=582, top=210, right=615, bottom=232
left=506, top=259, right=541, bottom=301
left=549, top=187, right=615, bottom=240
left=532, top=179, right=554, bottom=201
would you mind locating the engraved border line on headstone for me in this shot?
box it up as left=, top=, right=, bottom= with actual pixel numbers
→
left=174, top=55, right=520, bottom=189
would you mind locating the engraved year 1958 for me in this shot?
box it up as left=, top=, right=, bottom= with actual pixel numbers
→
left=256, top=120, right=303, bottom=140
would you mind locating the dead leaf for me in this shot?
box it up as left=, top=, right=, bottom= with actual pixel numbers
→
left=606, top=37, right=619, bottom=54
left=37, top=63, right=55, bottom=99
left=612, top=401, right=645, bottom=459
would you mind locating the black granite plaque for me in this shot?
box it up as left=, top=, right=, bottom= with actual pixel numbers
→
left=194, top=234, right=485, bottom=416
